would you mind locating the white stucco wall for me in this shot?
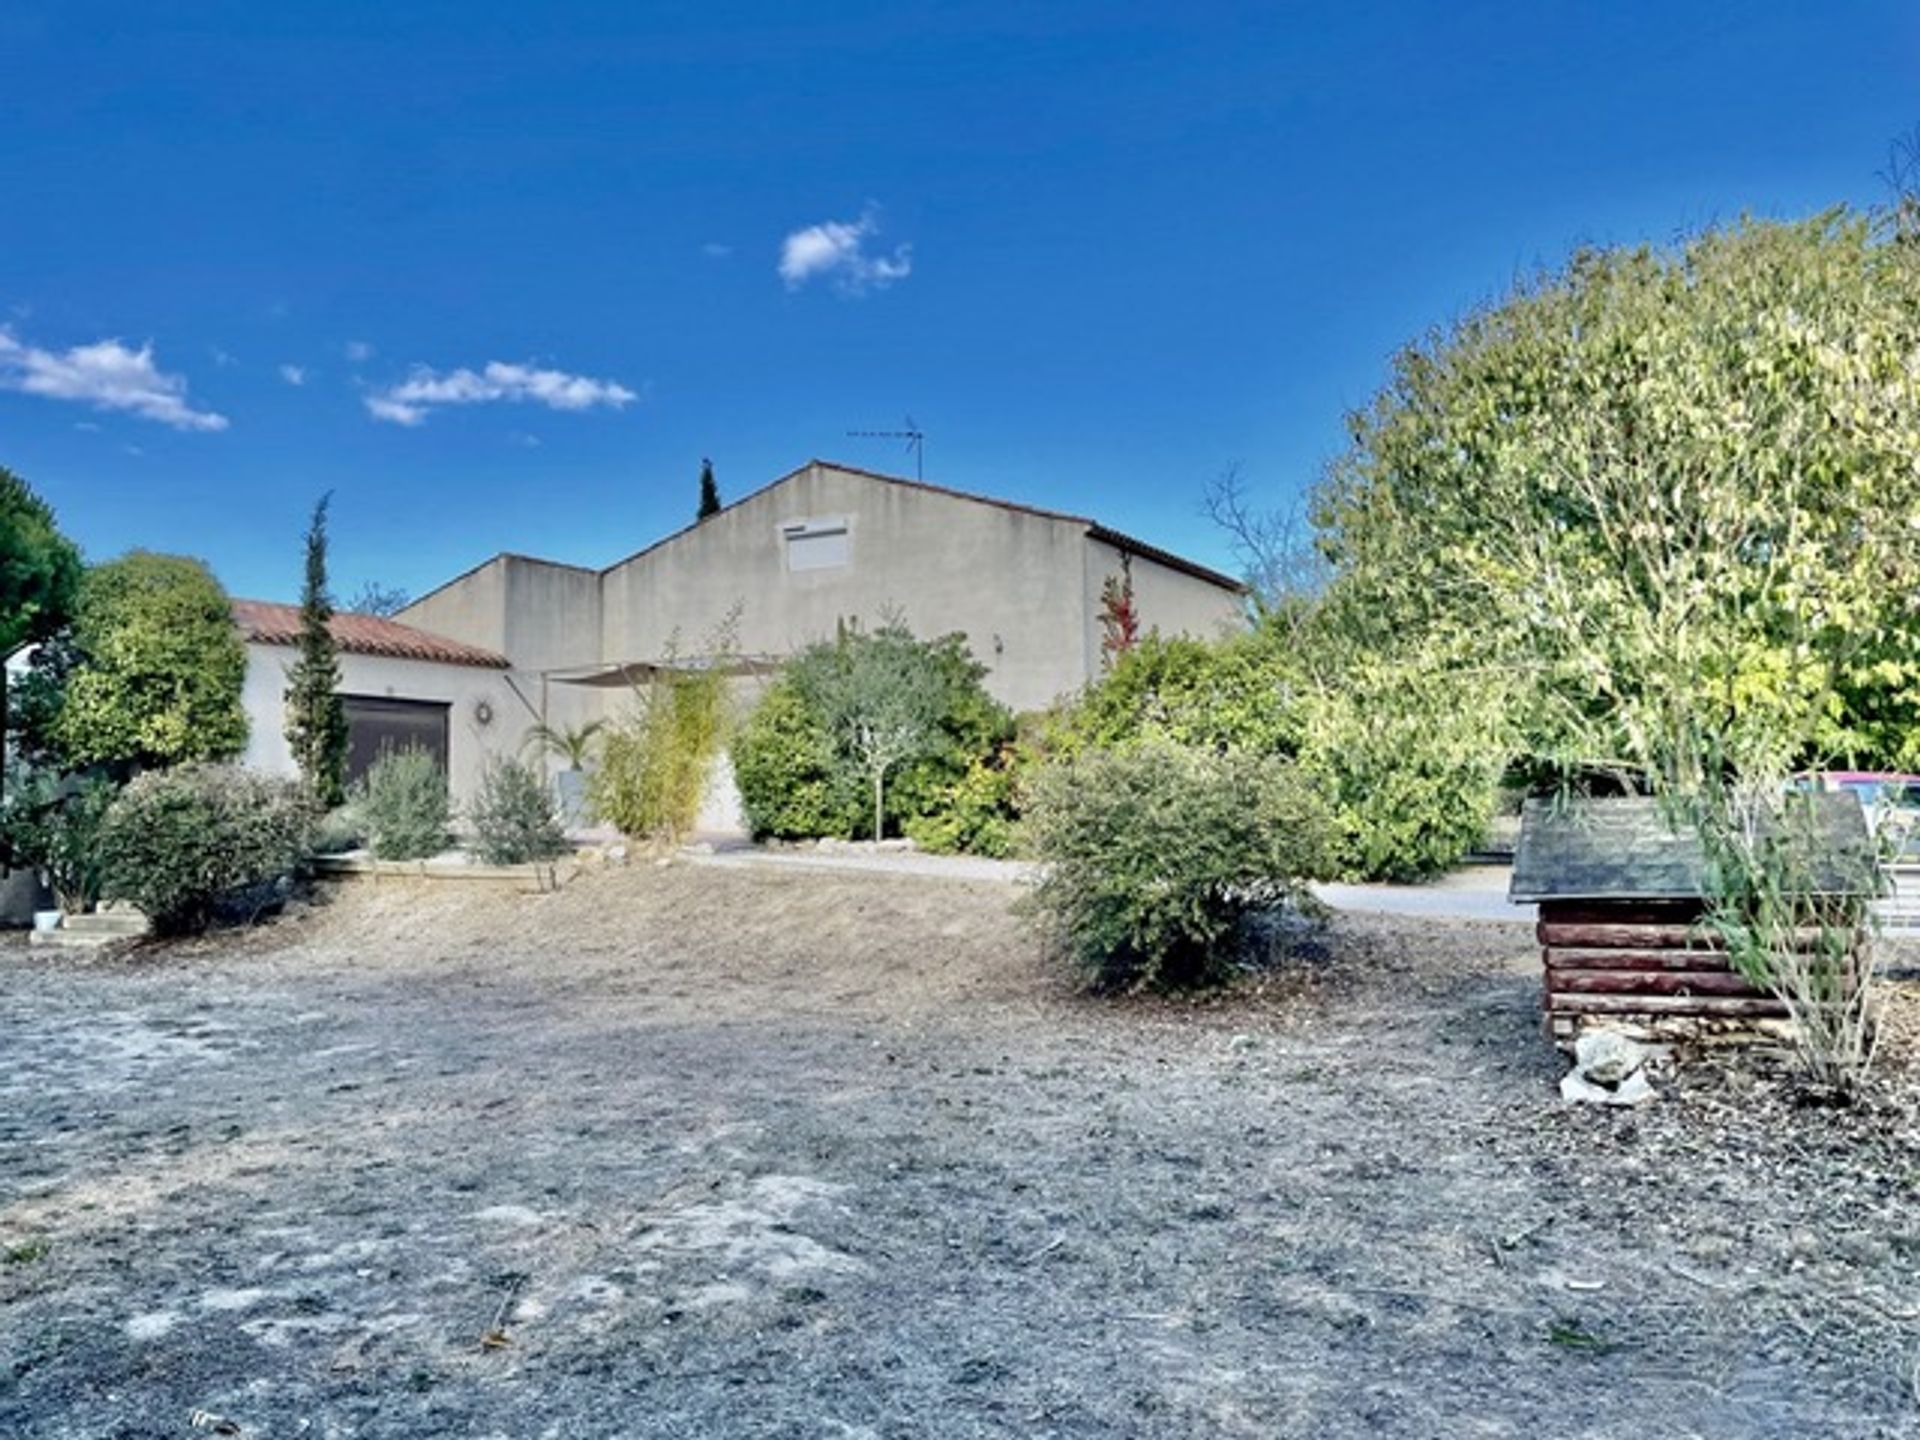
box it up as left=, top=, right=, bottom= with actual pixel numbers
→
left=240, top=643, right=521, bottom=808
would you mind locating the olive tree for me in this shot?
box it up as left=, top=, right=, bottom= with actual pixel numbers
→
left=790, top=622, right=951, bottom=842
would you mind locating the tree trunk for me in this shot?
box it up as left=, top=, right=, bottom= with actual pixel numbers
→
left=873, top=768, right=884, bottom=843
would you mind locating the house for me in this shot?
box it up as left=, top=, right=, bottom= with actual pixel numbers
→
left=398, top=458, right=1248, bottom=739
left=234, top=460, right=1244, bottom=808
left=234, top=600, right=517, bottom=803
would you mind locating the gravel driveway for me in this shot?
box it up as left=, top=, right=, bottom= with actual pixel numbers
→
left=2, top=865, right=1915, bottom=1438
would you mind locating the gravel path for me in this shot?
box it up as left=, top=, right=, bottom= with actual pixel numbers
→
left=1, top=864, right=1915, bottom=1438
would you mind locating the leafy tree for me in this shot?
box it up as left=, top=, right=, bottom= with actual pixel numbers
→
left=0, top=467, right=83, bottom=806
left=0, top=466, right=82, bottom=659
left=284, top=495, right=349, bottom=806
left=1314, top=210, right=1920, bottom=789
left=1311, top=208, right=1920, bottom=1080
left=733, top=623, right=1013, bottom=844
left=56, top=552, right=248, bottom=770
left=792, top=623, right=946, bottom=841
left=731, top=680, right=858, bottom=839
left=696, top=458, right=721, bottom=520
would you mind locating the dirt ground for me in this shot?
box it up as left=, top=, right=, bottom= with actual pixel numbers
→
left=2, top=862, right=1917, bottom=1439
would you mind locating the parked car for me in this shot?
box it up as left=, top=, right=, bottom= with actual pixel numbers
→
left=1789, top=771, right=1920, bottom=861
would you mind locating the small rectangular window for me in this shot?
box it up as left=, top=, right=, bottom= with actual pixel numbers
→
left=782, top=517, right=850, bottom=572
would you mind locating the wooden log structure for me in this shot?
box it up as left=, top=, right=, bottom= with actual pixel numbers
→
left=1509, top=797, right=1872, bottom=1047
left=1535, top=896, right=1790, bottom=1039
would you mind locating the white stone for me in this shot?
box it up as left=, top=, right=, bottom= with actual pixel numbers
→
left=1573, top=1030, right=1647, bottom=1087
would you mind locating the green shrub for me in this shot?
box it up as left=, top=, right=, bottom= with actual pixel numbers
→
left=1037, top=619, right=1504, bottom=883
left=357, top=746, right=452, bottom=860
left=902, top=752, right=1021, bottom=857
left=311, top=803, right=366, bottom=855
left=1293, top=658, right=1508, bottom=882
left=591, top=665, right=729, bottom=842
left=0, top=767, right=119, bottom=913
left=1020, top=744, right=1333, bottom=992
left=731, top=680, right=865, bottom=840
left=468, top=756, right=570, bottom=864
left=96, top=765, right=314, bottom=933
left=732, top=625, right=1013, bottom=842
left=1036, top=631, right=1303, bottom=760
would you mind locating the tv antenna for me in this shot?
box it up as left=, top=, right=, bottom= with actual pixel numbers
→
left=846, top=416, right=924, bottom=481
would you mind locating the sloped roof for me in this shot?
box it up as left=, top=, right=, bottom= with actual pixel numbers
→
left=595, top=459, right=1249, bottom=593
left=1508, top=794, right=1874, bottom=903
left=232, top=599, right=508, bottom=669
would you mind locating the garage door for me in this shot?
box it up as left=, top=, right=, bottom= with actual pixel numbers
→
left=342, top=695, right=450, bottom=785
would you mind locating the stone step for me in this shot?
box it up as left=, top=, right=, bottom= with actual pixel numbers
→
left=28, top=928, right=127, bottom=950
left=62, top=912, right=149, bottom=937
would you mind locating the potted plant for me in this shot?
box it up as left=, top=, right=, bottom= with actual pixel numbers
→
left=523, top=720, right=604, bottom=828
left=2, top=771, right=118, bottom=923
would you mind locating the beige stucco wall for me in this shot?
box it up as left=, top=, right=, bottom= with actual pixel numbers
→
left=240, top=642, right=520, bottom=808
left=399, top=556, right=510, bottom=656
left=1080, top=535, right=1248, bottom=683
left=395, top=463, right=1248, bottom=718
left=602, top=463, right=1107, bottom=712
left=399, top=554, right=607, bottom=782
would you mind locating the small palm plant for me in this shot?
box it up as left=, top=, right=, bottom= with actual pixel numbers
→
left=522, top=719, right=605, bottom=771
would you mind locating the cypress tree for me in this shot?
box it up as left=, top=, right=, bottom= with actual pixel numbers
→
left=696, top=458, right=722, bottom=520
left=284, top=494, right=349, bottom=807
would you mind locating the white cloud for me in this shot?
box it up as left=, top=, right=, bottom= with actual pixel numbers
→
left=365, top=360, right=638, bottom=426
left=279, top=363, right=307, bottom=386
left=0, top=329, right=229, bottom=431
left=365, top=395, right=424, bottom=426
left=702, top=242, right=734, bottom=258
left=779, top=209, right=912, bottom=295
left=344, top=340, right=374, bottom=362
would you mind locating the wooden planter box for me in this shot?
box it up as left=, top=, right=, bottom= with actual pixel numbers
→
left=1511, top=797, right=1869, bottom=1047
left=311, top=853, right=575, bottom=893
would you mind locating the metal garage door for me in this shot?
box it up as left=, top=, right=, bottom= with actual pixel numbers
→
left=341, top=695, right=450, bottom=785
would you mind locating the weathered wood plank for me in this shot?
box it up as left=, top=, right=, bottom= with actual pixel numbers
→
left=1547, top=993, right=1790, bottom=1018
left=1538, top=921, right=1709, bottom=949
left=1548, top=969, right=1768, bottom=997
left=1545, top=946, right=1743, bottom=973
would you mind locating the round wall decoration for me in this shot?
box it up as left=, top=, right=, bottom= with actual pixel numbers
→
left=473, top=698, right=494, bottom=727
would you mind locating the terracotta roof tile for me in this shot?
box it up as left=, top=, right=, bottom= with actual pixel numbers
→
left=232, top=599, right=508, bottom=669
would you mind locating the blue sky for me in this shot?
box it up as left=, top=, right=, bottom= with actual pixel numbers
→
left=3, top=2, right=1916, bottom=604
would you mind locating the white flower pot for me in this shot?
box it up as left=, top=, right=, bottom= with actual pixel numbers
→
left=32, top=909, right=62, bottom=933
